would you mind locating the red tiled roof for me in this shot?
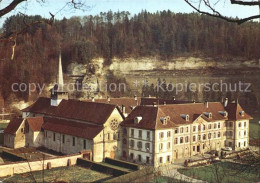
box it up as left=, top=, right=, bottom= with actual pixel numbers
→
left=225, top=102, right=252, bottom=121
left=53, top=100, right=117, bottom=125
left=84, top=97, right=140, bottom=114
left=140, top=98, right=193, bottom=106
left=42, top=117, right=103, bottom=139
left=4, top=118, right=24, bottom=134
left=26, top=117, right=44, bottom=131
left=22, top=97, right=118, bottom=125
left=121, top=102, right=228, bottom=130
left=22, top=97, right=57, bottom=115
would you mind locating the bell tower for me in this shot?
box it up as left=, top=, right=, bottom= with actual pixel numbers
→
left=50, top=49, right=68, bottom=106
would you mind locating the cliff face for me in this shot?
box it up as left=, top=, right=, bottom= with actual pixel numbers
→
left=109, top=57, right=258, bottom=73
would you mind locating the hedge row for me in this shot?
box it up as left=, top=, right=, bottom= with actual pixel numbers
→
left=77, top=158, right=131, bottom=176
left=104, top=157, right=140, bottom=171
left=104, top=166, right=155, bottom=183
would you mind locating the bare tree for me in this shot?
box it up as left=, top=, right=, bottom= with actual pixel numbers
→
left=184, top=0, right=260, bottom=24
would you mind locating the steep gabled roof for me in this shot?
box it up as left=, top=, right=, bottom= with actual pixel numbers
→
left=26, top=117, right=44, bottom=132
left=225, top=102, right=252, bottom=121
left=21, top=97, right=56, bottom=115
left=42, top=117, right=103, bottom=139
left=4, top=118, right=24, bottom=134
left=121, top=102, right=227, bottom=130
left=53, top=100, right=117, bottom=125
left=140, top=97, right=193, bottom=106
left=84, top=97, right=140, bottom=114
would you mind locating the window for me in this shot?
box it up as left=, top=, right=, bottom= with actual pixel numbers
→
left=160, top=132, right=164, bottom=139
left=137, top=141, right=142, bottom=149
left=138, top=130, right=142, bottom=138
left=203, top=144, right=205, bottom=149
left=145, top=143, right=150, bottom=151
left=186, top=127, right=189, bottom=132
left=130, top=140, right=134, bottom=147
left=203, top=125, right=206, bottom=130
left=130, top=153, right=134, bottom=160
left=244, top=141, right=246, bottom=146
left=138, top=155, right=142, bottom=162
left=208, top=133, right=211, bottom=139
left=62, top=135, right=65, bottom=144
left=123, top=138, right=127, bottom=144
left=185, top=136, right=189, bottom=143
left=218, top=132, right=221, bottom=138
left=229, top=122, right=233, bottom=127
left=123, top=128, right=127, bottom=135
left=131, top=129, right=134, bottom=137
left=198, top=135, right=201, bottom=141
left=230, top=131, right=233, bottom=136
left=208, top=124, right=211, bottom=129
left=198, top=125, right=201, bottom=131
left=238, top=142, right=241, bottom=147
left=203, top=134, right=206, bottom=140
left=108, top=133, right=110, bottom=140
left=244, top=131, right=246, bottom=136
left=167, top=142, right=171, bottom=149
left=159, top=143, right=163, bottom=150
left=213, top=132, right=216, bottom=138
left=214, top=123, right=217, bottom=129
left=193, top=136, right=196, bottom=142
left=72, top=137, right=75, bottom=146
left=113, top=133, right=117, bottom=140
left=21, top=128, right=24, bottom=133
left=167, top=155, right=170, bottom=162
left=146, top=156, right=150, bottom=163
left=193, top=146, right=195, bottom=151
left=180, top=137, right=183, bottom=143
left=83, top=140, right=86, bottom=149
left=53, top=132, right=56, bottom=141
left=224, top=122, right=227, bottom=127
left=174, top=138, right=178, bottom=144
left=147, top=131, right=150, bottom=139
left=218, top=123, right=221, bottom=128
left=238, top=122, right=241, bottom=127
left=167, top=131, right=171, bottom=138
left=175, top=128, right=178, bottom=134
left=159, top=157, right=163, bottom=163
left=244, top=122, right=247, bottom=127
left=180, top=127, right=183, bottom=133
left=193, top=126, right=196, bottom=132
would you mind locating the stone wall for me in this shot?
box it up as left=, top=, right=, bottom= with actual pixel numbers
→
left=0, top=153, right=82, bottom=177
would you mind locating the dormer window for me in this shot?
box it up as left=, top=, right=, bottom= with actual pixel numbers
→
left=160, top=116, right=170, bottom=125
left=240, top=111, right=245, bottom=117
left=181, top=114, right=189, bottom=121
left=134, top=116, right=142, bottom=124
left=219, top=111, right=228, bottom=117
left=204, top=112, right=212, bottom=118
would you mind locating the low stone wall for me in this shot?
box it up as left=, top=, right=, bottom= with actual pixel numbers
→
left=185, top=157, right=220, bottom=167
left=0, top=153, right=82, bottom=177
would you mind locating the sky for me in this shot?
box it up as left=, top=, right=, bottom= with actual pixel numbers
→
left=0, top=0, right=259, bottom=26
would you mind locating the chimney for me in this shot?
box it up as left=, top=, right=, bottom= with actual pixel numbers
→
left=153, top=102, right=157, bottom=107
left=107, top=96, right=110, bottom=103
left=121, top=105, right=125, bottom=114
left=193, top=100, right=195, bottom=103
left=224, top=98, right=228, bottom=107
left=163, top=101, right=166, bottom=105
left=173, top=96, right=176, bottom=100
left=58, top=49, right=64, bottom=86
left=134, top=95, right=137, bottom=101
left=205, top=100, right=208, bottom=108
left=148, top=95, right=151, bottom=98
left=91, top=97, right=95, bottom=102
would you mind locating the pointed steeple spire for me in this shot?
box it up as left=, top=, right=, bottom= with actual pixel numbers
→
left=58, top=50, right=64, bottom=86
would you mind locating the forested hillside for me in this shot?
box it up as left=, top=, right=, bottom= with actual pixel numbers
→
left=0, top=10, right=259, bottom=103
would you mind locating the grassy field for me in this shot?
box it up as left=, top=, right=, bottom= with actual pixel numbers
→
left=151, top=176, right=188, bottom=183
left=0, top=123, right=8, bottom=129
left=1, top=166, right=114, bottom=183
left=249, top=116, right=260, bottom=139
left=178, top=162, right=260, bottom=183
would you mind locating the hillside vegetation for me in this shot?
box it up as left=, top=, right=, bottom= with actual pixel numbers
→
left=0, top=10, right=259, bottom=103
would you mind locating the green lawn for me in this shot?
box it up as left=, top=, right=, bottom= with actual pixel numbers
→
left=1, top=166, right=114, bottom=183
left=249, top=119, right=260, bottom=139
left=178, top=162, right=260, bottom=183
left=151, top=176, right=188, bottom=183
